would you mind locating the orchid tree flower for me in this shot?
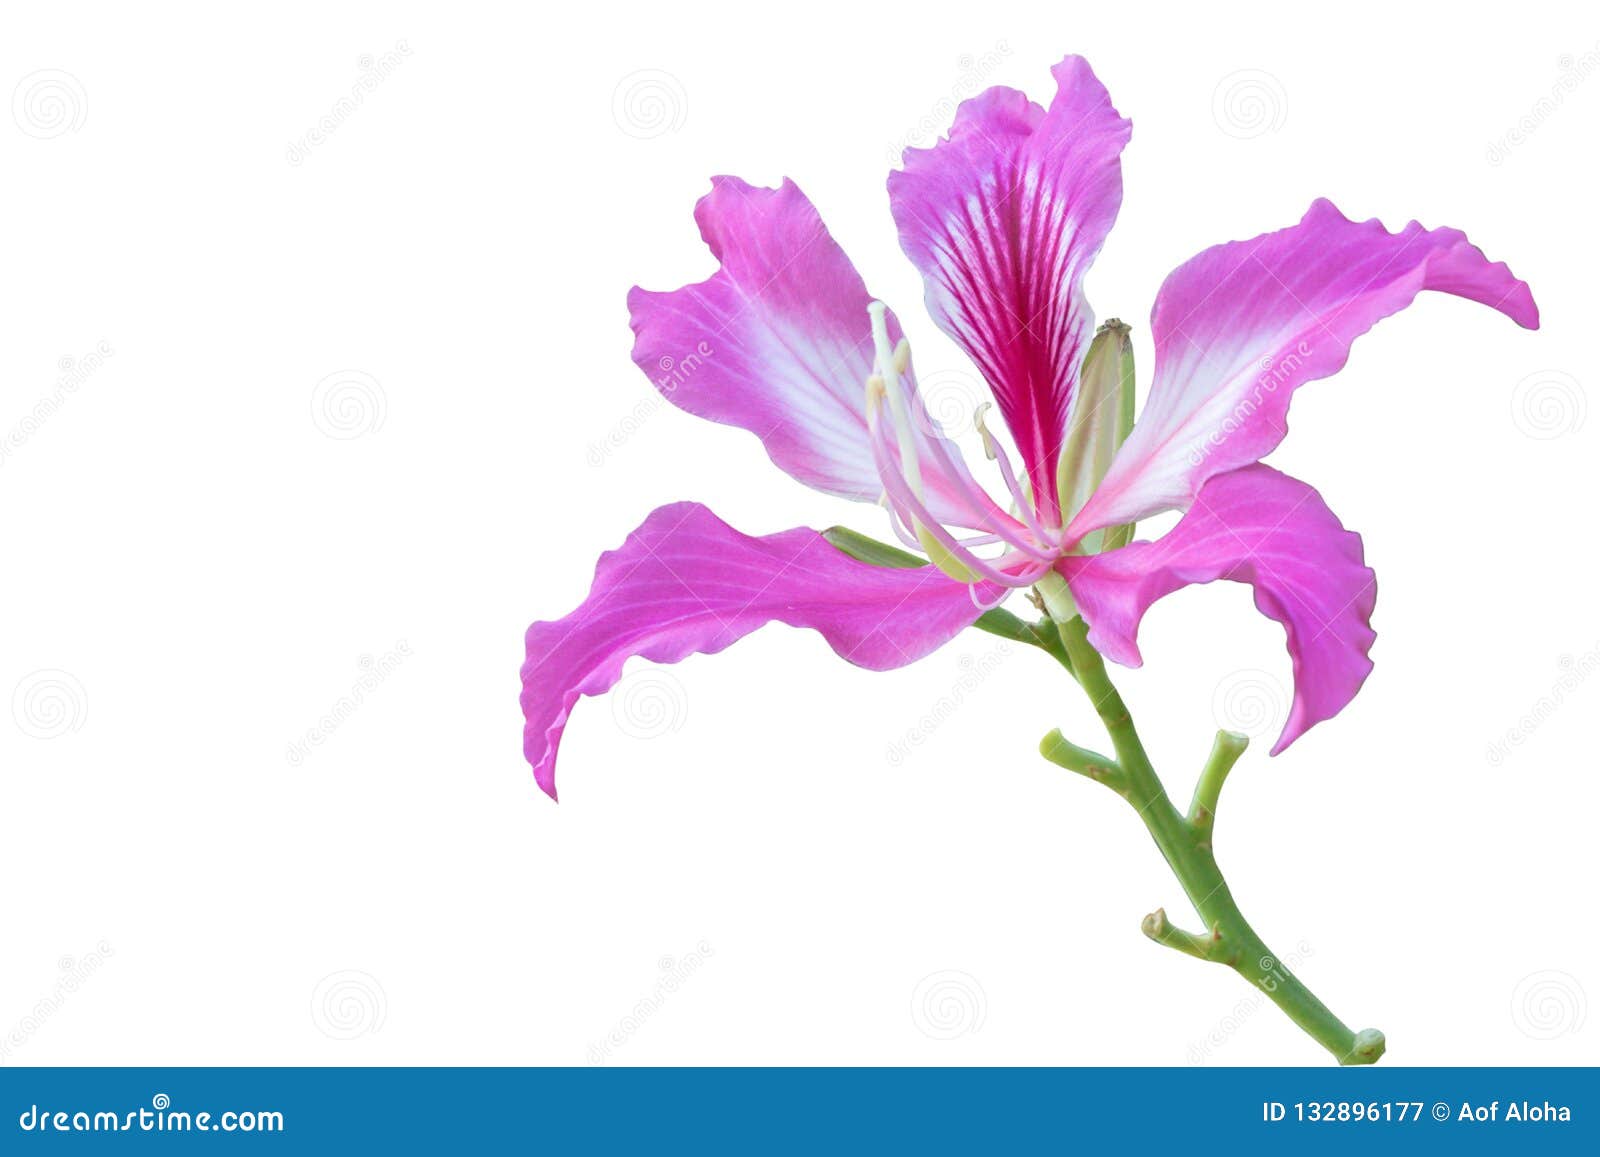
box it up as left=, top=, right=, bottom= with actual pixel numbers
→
left=522, top=55, right=1537, bottom=1063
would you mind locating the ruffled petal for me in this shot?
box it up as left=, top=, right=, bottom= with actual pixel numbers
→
left=1069, top=199, right=1539, bottom=538
left=521, top=503, right=996, bottom=798
left=627, top=177, right=1000, bottom=530
left=889, top=56, right=1131, bottom=525
left=1058, top=465, right=1376, bottom=754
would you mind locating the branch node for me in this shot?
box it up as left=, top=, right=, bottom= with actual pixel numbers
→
left=1039, top=730, right=1124, bottom=792
left=1140, top=907, right=1215, bottom=961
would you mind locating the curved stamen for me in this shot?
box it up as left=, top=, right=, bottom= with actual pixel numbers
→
left=880, top=494, right=923, bottom=552
left=868, top=415, right=1047, bottom=589
left=975, top=402, right=1059, bottom=551
left=909, top=390, right=1046, bottom=553
left=881, top=493, right=1006, bottom=552
left=864, top=302, right=1056, bottom=569
left=968, top=582, right=1013, bottom=611
left=868, top=303, right=924, bottom=499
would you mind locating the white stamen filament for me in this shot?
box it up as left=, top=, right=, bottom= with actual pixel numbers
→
left=867, top=301, right=924, bottom=500
left=974, top=403, right=1057, bottom=550
left=861, top=302, right=1059, bottom=588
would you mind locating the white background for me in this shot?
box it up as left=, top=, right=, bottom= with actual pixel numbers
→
left=2, top=0, right=1596, bottom=1067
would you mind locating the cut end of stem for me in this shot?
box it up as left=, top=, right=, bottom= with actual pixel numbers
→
left=1341, top=1028, right=1387, bottom=1066
left=1140, top=907, right=1215, bottom=961
left=1039, top=729, right=1124, bottom=790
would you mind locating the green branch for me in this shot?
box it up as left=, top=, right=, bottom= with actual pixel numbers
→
left=1042, top=613, right=1385, bottom=1067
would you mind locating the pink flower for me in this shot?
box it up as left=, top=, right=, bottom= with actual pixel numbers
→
left=522, top=56, right=1537, bottom=799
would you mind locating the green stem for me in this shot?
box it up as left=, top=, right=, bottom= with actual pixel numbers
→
left=1188, top=729, right=1248, bottom=835
left=972, top=608, right=1074, bottom=674
left=1048, top=614, right=1385, bottom=1066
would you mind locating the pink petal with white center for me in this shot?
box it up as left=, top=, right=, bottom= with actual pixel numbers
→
left=521, top=502, right=996, bottom=799
left=627, top=177, right=1004, bottom=531
left=1058, top=465, right=1376, bottom=754
left=889, top=56, right=1132, bottom=526
left=1068, top=199, right=1540, bottom=538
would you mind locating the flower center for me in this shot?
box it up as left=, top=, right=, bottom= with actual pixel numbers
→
left=861, top=302, right=1062, bottom=594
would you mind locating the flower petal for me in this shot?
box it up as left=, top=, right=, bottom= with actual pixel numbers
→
left=1058, top=465, right=1376, bottom=754
left=521, top=502, right=996, bottom=798
left=1069, top=199, right=1539, bottom=537
left=627, top=177, right=998, bottom=529
left=889, top=56, right=1131, bottom=525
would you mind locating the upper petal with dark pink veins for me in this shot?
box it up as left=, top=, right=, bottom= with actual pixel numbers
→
left=1058, top=465, right=1376, bottom=754
left=1068, top=199, right=1540, bottom=539
left=521, top=503, right=996, bottom=799
left=627, top=177, right=1004, bottom=531
left=889, top=56, right=1131, bottom=526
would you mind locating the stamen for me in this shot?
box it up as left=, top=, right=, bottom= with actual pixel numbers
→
left=867, top=301, right=924, bottom=499
left=863, top=303, right=1057, bottom=570
left=975, top=403, right=1058, bottom=550
left=868, top=414, right=1046, bottom=589
left=969, top=583, right=1011, bottom=612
